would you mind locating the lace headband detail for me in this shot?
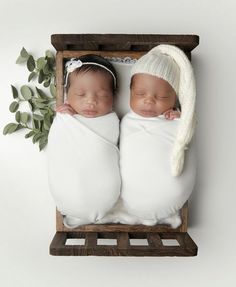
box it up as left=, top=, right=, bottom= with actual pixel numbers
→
left=64, top=58, right=117, bottom=88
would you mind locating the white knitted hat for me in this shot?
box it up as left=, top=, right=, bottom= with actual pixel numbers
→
left=131, top=44, right=196, bottom=176
left=131, top=48, right=180, bottom=95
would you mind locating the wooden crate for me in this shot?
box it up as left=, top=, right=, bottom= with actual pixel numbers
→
left=50, top=34, right=199, bottom=256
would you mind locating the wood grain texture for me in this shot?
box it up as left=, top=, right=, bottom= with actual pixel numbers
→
left=50, top=231, right=198, bottom=256
left=51, top=34, right=199, bottom=52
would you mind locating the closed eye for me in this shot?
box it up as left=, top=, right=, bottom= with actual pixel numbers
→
left=158, top=96, right=169, bottom=99
left=135, top=92, right=145, bottom=96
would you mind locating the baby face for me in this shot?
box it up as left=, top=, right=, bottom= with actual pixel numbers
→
left=130, top=74, right=177, bottom=117
left=67, top=71, right=113, bottom=118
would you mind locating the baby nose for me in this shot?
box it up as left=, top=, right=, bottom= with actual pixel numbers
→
left=87, top=95, right=97, bottom=104
left=144, top=95, right=155, bottom=104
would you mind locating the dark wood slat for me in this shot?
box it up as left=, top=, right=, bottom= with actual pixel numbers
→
left=182, top=233, right=198, bottom=254
left=147, top=233, right=163, bottom=248
left=55, top=52, right=64, bottom=107
left=51, top=34, right=199, bottom=52
left=175, top=233, right=186, bottom=247
left=180, top=202, right=188, bottom=232
left=117, top=232, right=130, bottom=249
left=56, top=222, right=180, bottom=233
left=49, top=232, right=67, bottom=255
left=85, top=232, right=97, bottom=248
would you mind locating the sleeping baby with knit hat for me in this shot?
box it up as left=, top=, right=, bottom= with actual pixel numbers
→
left=119, top=45, right=197, bottom=228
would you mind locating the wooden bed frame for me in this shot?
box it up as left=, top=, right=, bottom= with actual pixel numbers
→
left=49, top=34, right=199, bottom=256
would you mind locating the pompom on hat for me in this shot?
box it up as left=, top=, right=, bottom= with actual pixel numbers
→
left=131, top=44, right=196, bottom=176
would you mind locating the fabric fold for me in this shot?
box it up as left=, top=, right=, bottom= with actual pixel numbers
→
left=47, top=113, right=121, bottom=227
left=119, top=111, right=196, bottom=226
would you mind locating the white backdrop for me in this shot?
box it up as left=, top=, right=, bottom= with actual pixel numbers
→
left=0, top=0, right=235, bottom=286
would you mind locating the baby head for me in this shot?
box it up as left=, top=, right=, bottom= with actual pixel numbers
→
left=130, top=48, right=180, bottom=117
left=64, top=55, right=117, bottom=118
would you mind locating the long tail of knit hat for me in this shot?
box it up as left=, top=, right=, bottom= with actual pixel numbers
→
left=132, top=44, right=196, bottom=176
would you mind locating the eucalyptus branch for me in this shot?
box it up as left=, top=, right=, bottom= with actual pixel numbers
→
left=3, top=47, right=56, bottom=151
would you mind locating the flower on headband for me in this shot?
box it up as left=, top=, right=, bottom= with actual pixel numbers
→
left=65, top=58, right=83, bottom=73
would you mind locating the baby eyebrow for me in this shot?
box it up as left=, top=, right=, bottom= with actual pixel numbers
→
left=74, top=90, right=84, bottom=94
left=158, top=95, right=170, bottom=98
left=134, top=90, right=146, bottom=94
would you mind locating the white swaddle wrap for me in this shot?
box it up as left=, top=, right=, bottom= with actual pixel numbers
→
left=47, top=112, right=121, bottom=227
left=119, top=111, right=196, bottom=227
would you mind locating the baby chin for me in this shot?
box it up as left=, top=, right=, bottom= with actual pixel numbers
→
left=136, top=109, right=159, bottom=117
left=81, top=109, right=99, bottom=117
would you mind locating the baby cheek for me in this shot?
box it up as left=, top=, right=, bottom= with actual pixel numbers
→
left=70, top=97, right=84, bottom=110
left=138, top=98, right=148, bottom=107
left=103, top=97, right=113, bottom=106
left=130, top=96, right=141, bottom=106
left=103, top=102, right=113, bottom=112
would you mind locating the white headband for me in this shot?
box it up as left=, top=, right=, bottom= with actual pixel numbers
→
left=64, top=58, right=117, bottom=88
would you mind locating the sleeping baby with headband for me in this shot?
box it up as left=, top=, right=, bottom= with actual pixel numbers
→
left=47, top=55, right=121, bottom=228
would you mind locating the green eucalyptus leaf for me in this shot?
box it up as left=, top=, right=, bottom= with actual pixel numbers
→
left=39, top=136, right=48, bottom=151
left=9, top=101, right=19, bottom=113
left=15, top=111, right=21, bottom=123
left=25, top=131, right=35, bottom=138
left=3, top=123, right=19, bottom=135
left=28, top=100, right=34, bottom=112
left=34, top=101, right=46, bottom=109
left=38, top=69, right=45, bottom=84
left=16, top=55, right=27, bottom=64
left=35, top=98, right=48, bottom=103
left=48, top=107, right=55, bottom=116
left=28, top=71, right=36, bottom=82
left=20, top=112, right=30, bottom=124
left=43, top=63, right=50, bottom=74
left=35, top=87, right=47, bottom=99
left=33, top=114, right=44, bottom=121
left=43, top=122, right=50, bottom=131
left=11, top=85, right=19, bottom=99
left=37, top=57, right=47, bottom=69
left=40, top=109, right=48, bottom=116
left=32, top=132, right=44, bottom=144
left=43, top=113, right=52, bottom=131
left=20, top=47, right=29, bottom=58
left=20, top=85, right=33, bottom=100
left=50, top=84, right=56, bottom=98
left=27, top=55, right=35, bottom=72
left=46, top=56, right=55, bottom=69
left=39, top=120, right=43, bottom=131
left=33, top=119, right=39, bottom=130
left=16, top=124, right=24, bottom=131
left=45, top=50, right=54, bottom=58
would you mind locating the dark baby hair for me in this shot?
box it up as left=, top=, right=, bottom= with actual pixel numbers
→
left=65, top=54, right=117, bottom=94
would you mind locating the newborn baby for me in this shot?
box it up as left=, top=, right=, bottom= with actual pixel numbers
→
left=47, top=55, right=121, bottom=228
left=119, top=45, right=197, bottom=228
